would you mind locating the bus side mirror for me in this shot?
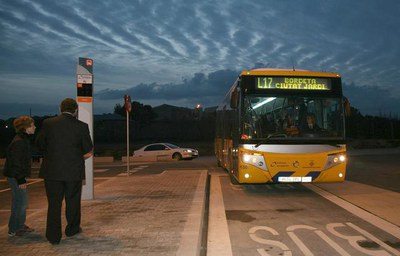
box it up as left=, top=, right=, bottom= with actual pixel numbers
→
left=230, top=87, right=239, bottom=109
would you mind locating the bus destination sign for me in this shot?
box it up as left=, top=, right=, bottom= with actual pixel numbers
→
left=256, top=77, right=331, bottom=91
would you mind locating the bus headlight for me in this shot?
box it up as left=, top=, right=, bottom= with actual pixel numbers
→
left=242, top=153, right=268, bottom=171
left=324, top=153, right=346, bottom=170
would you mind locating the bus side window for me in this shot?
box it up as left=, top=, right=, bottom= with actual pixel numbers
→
left=230, top=86, right=239, bottom=109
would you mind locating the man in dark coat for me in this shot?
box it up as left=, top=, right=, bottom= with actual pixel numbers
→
left=36, top=98, right=93, bottom=245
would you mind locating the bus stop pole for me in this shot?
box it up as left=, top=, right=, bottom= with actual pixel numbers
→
left=124, top=94, right=131, bottom=176
left=77, top=57, right=94, bottom=200
left=126, top=109, right=130, bottom=176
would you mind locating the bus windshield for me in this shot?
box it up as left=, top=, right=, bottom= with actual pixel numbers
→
left=241, top=95, right=344, bottom=142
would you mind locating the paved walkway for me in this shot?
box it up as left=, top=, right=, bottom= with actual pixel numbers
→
left=0, top=170, right=208, bottom=256
left=347, top=147, right=400, bottom=156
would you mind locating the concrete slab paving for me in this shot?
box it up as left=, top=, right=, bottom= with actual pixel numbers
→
left=0, top=170, right=208, bottom=256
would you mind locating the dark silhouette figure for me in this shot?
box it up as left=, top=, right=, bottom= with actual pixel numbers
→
left=36, top=98, right=93, bottom=245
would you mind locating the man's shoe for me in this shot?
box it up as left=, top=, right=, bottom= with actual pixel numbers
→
left=49, top=240, right=60, bottom=245
left=8, top=231, right=16, bottom=237
left=15, top=230, right=25, bottom=236
left=24, top=225, right=35, bottom=232
left=66, top=227, right=82, bottom=237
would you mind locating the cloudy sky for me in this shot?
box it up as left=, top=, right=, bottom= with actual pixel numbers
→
left=1, top=0, right=399, bottom=119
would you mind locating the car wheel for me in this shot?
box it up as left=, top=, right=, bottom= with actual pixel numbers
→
left=172, top=153, right=182, bottom=161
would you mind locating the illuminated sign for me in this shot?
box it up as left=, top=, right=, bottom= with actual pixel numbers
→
left=86, top=59, right=93, bottom=66
left=256, top=77, right=331, bottom=90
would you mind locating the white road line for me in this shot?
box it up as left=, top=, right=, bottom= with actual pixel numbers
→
left=118, top=171, right=136, bottom=176
left=0, top=209, right=43, bottom=212
left=207, top=175, right=233, bottom=256
left=305, top=184, right=400, bottom=240
left=0, top=179, right=43, bottom=193
left=346, top=222, right=400, bottom=256
left=94, top=169, right=109, bottom=173
left=117, top=165, right=148, bottom=176
left=94, top=177, right=111, bottom=180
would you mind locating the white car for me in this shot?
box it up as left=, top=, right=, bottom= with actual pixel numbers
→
left=132, top=143, right=199, bottom=161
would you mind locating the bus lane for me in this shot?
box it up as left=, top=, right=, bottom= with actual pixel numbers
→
left=213, top=175, right=400, bottom=256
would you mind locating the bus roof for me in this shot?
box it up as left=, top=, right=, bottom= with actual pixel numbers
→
left=240, top=68, right=341, bottom=78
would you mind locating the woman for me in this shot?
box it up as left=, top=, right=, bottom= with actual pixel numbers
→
left=3, top=116, right=36, bottom=237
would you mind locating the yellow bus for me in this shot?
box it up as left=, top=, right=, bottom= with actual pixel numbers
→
left=215, top=68, right=347, bottom=184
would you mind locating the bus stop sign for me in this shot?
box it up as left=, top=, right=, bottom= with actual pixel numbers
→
left=124, top=94, right=132, bottom=113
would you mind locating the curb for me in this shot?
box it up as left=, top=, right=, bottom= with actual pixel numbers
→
left=177, top=170, right=208, bottom=256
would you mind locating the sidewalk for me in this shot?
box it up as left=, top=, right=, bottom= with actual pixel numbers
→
left=347, top=147, right=400, bottom=156
left=0, top=170, right=208, bottom=256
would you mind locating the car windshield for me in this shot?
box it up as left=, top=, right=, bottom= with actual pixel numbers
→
left=241, top=95, right=344, bottom=142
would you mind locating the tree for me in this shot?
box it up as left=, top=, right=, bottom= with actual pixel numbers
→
left=113, top=101, right=156, bottom=127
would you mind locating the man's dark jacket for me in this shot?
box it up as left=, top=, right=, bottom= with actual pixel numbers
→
left=36, top=113, right=93, bottom=181
left=3, top=132, right=32, bottom=184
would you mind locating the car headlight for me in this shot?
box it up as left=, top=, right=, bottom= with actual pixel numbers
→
left=324, top=153, right=346, bottom=169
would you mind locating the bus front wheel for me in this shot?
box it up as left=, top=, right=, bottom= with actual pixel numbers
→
left=229, top=171, right=240, bottom=185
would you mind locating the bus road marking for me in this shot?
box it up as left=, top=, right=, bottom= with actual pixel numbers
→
left=249, top=222, right=400, bottom=256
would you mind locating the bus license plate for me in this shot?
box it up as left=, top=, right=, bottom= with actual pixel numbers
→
left=278, top=177, right=312, bottom=182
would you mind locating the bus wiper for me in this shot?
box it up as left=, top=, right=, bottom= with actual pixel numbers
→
left=255, top=134, right=287, bottom=148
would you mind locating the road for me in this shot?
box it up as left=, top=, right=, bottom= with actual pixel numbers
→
left=1, top=152, right=400, bottom=255
left=209, top=152, right=400, bottom=256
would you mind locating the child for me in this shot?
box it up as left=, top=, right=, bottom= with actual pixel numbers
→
left=3, top=116, right=36, bottom=237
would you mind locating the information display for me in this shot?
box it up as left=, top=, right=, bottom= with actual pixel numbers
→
left=77, top=83, right=93, bottom=97
left=256, top=77, right=331, bottom=90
